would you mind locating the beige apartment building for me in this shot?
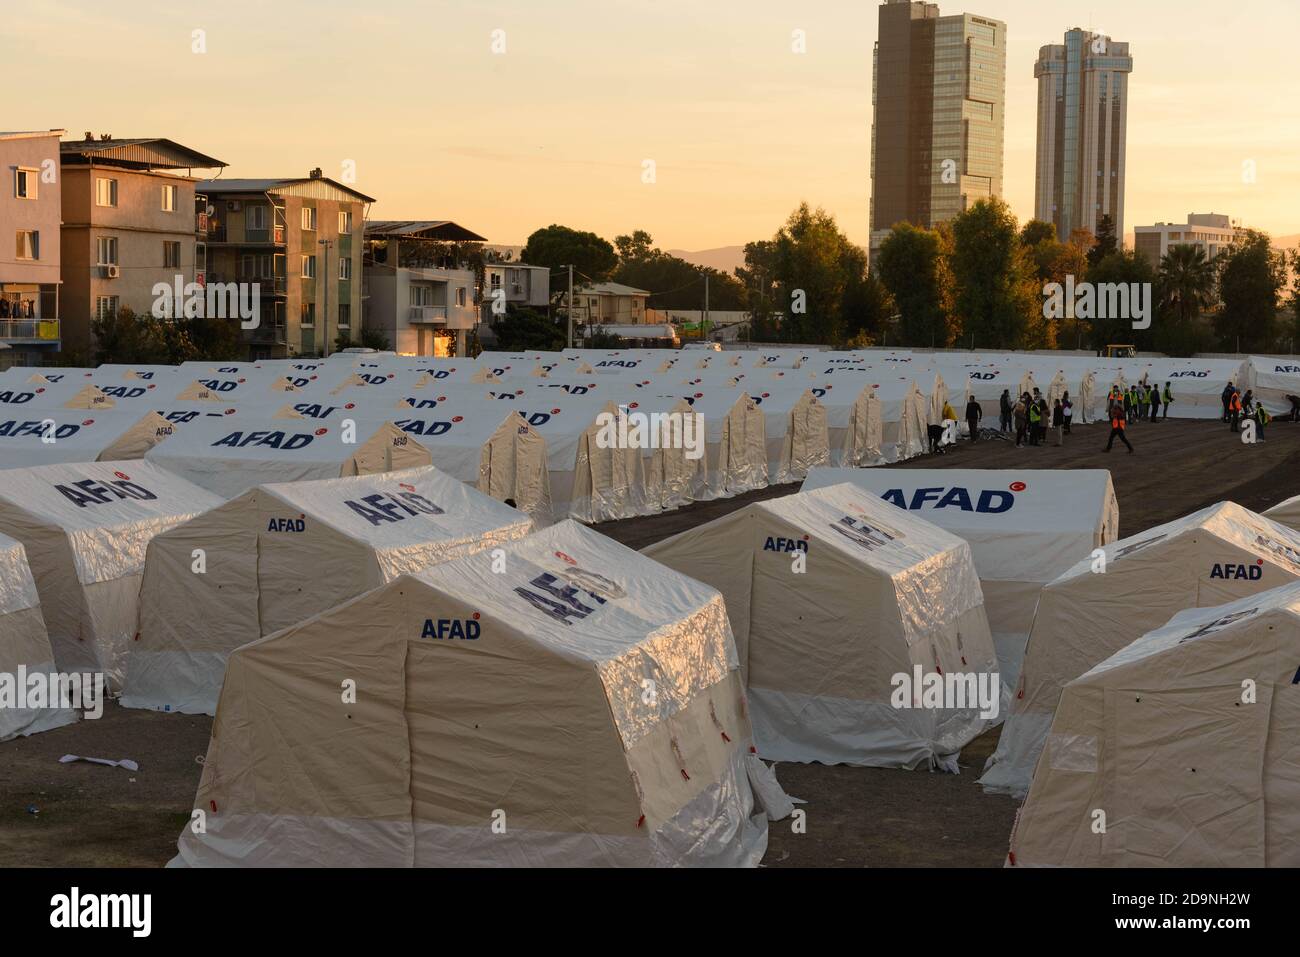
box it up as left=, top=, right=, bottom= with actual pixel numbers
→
left=201, top=172, right=373, bottom=359
left=1, top=130, right=64, bottom=365
left=567, top=282, right=650, bottom=324
left=59, top=135, right=226, bottom=358
left=1134, top=213, right=1240, bottom=268
left=363, top=221, right=485, bottom=357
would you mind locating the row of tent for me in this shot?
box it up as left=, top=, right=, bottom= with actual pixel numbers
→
left=1, top=349, right=1289, bottom=530
left=4, top=444, right=1300, bottom=865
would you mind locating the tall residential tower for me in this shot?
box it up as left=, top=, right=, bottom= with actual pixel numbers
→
left=869, top=0, right=1006, bottom=262
left=1033, top=29, right=1133, bottom=243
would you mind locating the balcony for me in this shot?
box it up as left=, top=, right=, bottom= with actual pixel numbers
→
left=207, top=224, right=287, bottom=246
left=409, top=305, right=448, bottom=323
left=245, top=317, right=287, bottom=344
left=0, top=318, right=59, bottom=343
left=205, top=274, right=288, bottom=298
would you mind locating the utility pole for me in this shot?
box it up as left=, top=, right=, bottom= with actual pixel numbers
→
left=703, top=271, right=709, bottom=340
left=566, top=264, right=575, bottom=348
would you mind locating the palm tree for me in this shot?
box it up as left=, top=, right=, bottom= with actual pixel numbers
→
left=1158, top=243, right=1218, bottom=325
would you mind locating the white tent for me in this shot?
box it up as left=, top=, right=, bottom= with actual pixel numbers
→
left=807, top=376, right=883, bottom=467
left=0, top=410, right=178, bottom=470
left=751, top=384, right=830, bottom=484
left=123, top=466, right=533, bottom=715
left=870, top=375, right=929, bottom=462
left=673, top=388, right=767, bottom=500
left=1263, top=493, right=1300, bottom=532
left=2, top=378, right=113, bottom=411
left=981, top=501, right=1300, bottom=798
left=622, top=393, right=708, bottom=511
left=643, top=483, right=999, bottom=769
left=173, top=520, right=782, bottom=867
left=0, top=461, right=223, bottom=690
left=145, top=415, right=431, bottom=498
left=803, top=468, right=1119, bottom=695
left=1245, top=356, right=1300, bottom=415
left=1008, top=583, right=1300, bottom=867
left=0, top=532, right=77, bottom=741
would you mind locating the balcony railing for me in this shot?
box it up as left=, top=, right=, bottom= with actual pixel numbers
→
left=245, top=318, right=287, bottom=344
left=0, top=318, right=59, bottom=342
left=409, top=305, right=448, bottom=322
left=205, top=275, right=288, bottom=297
left=207, top=224, right=286, bottom=245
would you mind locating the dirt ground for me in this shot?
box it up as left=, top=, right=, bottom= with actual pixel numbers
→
left=3, top=415, right=1297, bottom=867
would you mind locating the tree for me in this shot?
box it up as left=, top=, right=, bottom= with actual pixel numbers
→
left=614, top=230, right=655, bottom=264
left=90, top=307, right=232, bottom=364
left=359, top=327, right=391, bottom=351
left=1213, top=230, right=1286, bottom=352
left=1154, top=244, right=1217, bottom=356
left=876, top=223, right=947, bottom=347
left=490, top=306, right=566, bottom=351
left=1084, top=250, right=1159, bottom=352
left=741, top=203, right=868, bottom=344
left=609, top=230, right=746, bottom=312
left=949, top=198, right=1052, bottom=349
left=1019, top=219, right=1057, bottom=248
left=1088, top=214, right=1118, bottom=268
left=521, top=225, right=617, bottom=296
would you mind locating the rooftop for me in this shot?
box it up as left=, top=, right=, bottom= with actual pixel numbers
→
left=60, top=136, right=225, bottom=170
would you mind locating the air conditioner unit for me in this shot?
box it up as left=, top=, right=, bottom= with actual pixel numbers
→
left=228, top=200, right=242, bottom=211
left=104, top=264, right=120, bottom=279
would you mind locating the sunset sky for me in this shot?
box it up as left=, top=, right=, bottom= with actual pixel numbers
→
left=10, top=0, right=1298, bottom=253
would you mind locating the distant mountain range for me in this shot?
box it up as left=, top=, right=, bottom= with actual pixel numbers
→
left=666, top=246, right=746, bottom=276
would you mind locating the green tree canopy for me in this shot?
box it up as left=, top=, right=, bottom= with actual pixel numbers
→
left=521, top=225, right=617, bottom=296
left=949, top=198, right=1052, bottom=349
left=1213, top=230, right=1286, bottom=352
left=876, top=222, right=947, bottom=347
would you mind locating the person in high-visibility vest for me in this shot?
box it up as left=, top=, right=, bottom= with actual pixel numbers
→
left=1228, top=388, right=1243, bottom=433
left=1027, top=397, right=1043, bottom=446
left=1103, top=395, right=1133, bottom=453
left=1162, top=382, right=1173, bottom=419
left=1138, top=384, right=1150, bottom=421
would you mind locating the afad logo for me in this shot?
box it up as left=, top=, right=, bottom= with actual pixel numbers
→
left=1209, top=559, right=1264, bottom=580
left=267, top=514, right=306, bottom=533
left=0, top=390, right=38, bottom=404
left=1274, top=365, right=1300, bottom=374
left=394, top=418, right=453, bottom=436
left=421, top=611, right=481, bottom=640
left=513, top=552, right=626, bottom=627
left=100, top=385, right=151, bottom=398
left=596, top=359, right=640, bottom=368
left=882, top=482, right=1020, bottom=514
left=52, top=471, right=160, bottom=509
left=0, top=419, right=81, bottom=440
left=763, top=534, right=809, bottom=554
left=292, top=402, right=354, bottom=419
left=198, top=378, right=244, bottom=392
left=213, top=430, right=316, bottom=450
left=1169, top=370, right=1211, bottom=378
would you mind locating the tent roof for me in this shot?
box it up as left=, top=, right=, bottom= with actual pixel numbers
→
left=0, top=531, right=39, bottom=615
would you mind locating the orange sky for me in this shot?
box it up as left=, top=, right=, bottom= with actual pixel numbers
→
left=10, top=0, right=1298, bottom=252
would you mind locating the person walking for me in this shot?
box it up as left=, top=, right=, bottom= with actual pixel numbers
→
left=1122, top=386, right=1133, bottom=424
left=1150, top=382, right=1162, bottom=422
left=965, top=395, right=983, bottom=443
left=1103, top=395, right=1133, bottom=453
left=1062, top=391, right=1073, bottom=434
left=1162, top=382, right=1173, bottom=419
left=1221, top=382, right=1235, bottom=423
left=1138, top=384, right=1149, bottom=421
left=999, top=389, right=1012, bottom=433
left=1228, top=388, right=1243, bottom=433
left=1052, top=398, right=1065, bottom=446
left=1014, top=393, right=1028, bottom=447
left=1255, top=401, right=1270, bottom=441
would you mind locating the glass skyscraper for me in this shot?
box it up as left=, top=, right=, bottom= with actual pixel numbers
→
left=869, top=0, right=1007, bottom=263
left=1034, top=29, right=1133, bottom=243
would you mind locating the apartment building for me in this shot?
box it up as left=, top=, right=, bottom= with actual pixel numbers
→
left=1034, top=29, right=1134, bottom=242
left=1, top=130, right=63, bottom=365
left=59, top=135, right=226, bottom=357
left=200, top=171, right=373, bottom=359
left=568, top=282, right=650, bottom=324
left=483, top=261, right=550, bottom=313
left=363, top=221, right=485, bottom=357
left=869, top=0, right=1007, bottom=263
left=1134, top=213, right=1240, bottom=268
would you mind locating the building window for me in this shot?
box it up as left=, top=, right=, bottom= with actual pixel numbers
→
left=15, top=230, right=39, bottom=260
left=96, top=177, right=118, bottom=207
left=301, top=303, right=315, bottom=326
left=338, top=210, right=352, bottom=233
left=455, top=287, right=466, bottom=307
left=96, top=236, right=118, bottom=265
left=161, top=183, right=178, bottom=212
left=248, top=205, right=269, bottom=231
left=163, top=241, right=181, bottom=269
left=410, top=285, right=433, bottom=306
left=301, top=206, right=317, bottom=230
left=302, top=255, right=316, bottom=278
left=95, top=296, right=120, bottom=319
left=339, top=256, right=351, bottom=280
left=14, top=168, right=38, bottom=200
left=338, top=304, right=351, bottom=328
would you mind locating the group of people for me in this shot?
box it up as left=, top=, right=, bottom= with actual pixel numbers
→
left=1100, top=381, right=1176, bottom=453
left=996, top=388, right=1073, bottom=448
left=1221, top=383, right=1271, bottom=439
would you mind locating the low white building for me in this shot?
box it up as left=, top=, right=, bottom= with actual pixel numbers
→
left=483, top=261, right=550, bottom=312
left=567, top=282, right=650, bottom=325
left=1133, top=213, right=1241, bottom=268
